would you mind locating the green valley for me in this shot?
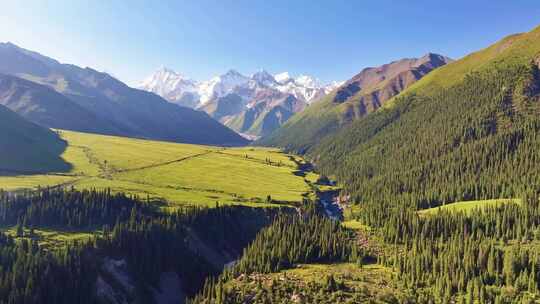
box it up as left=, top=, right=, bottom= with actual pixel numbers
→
left=0, top=130, right=319, bottom=207
left=2, top=5, right=540, bottom=304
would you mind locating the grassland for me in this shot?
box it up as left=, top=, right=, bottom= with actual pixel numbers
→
left=417, top=198, right=521, bottom=216
left=224, top=263, right=404, bottom=302
left=0, top=130, right=319, bottom=207
left=278, top=263, right=393, bottom=286
left=2, top=226, right=98, bottom=249
left=342, top=220, right=371, bottom=231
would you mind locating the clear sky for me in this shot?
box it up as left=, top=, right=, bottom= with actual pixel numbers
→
left=1, top=1, right=539, bottom=85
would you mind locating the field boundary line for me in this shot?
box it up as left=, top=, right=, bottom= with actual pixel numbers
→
left=113, top=151, right=214, bottom=174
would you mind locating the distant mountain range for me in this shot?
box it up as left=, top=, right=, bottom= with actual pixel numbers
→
left=139, top=68, right=341, bottom=108
left=0, top=42, right=248, bottom=146
left=257, top=53, right=452, bottom=151
left=139, top=68, right=342, bottom=138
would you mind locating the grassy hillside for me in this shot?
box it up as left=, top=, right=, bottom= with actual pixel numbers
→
left=258, top=54, right=451, bottom=153
left=217, top=263, right=403, bottom=303
left=0, top=104, right=70, bottom=173
left=256, top=95, right=341, bottom=152
left=417, top=198, right=521, bottom=216
left=2, top=226, right=98, bottom=249
left=0, top=130, right=318, bottom=207
left=308, top=25, right=540, bottom=210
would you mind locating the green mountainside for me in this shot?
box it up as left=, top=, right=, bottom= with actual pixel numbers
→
left=0, top=104, right=69, bottom=172
left=257, top=53, right=451, bottom=152
left=309, top=25, right=540, bottom=209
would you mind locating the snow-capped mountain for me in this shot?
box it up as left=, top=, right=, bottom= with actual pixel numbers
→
left=324, top=80, right=345, bottom=94
left=139, top=68, right=340, bottom=108
left=198, top=69, right=250, bottom=105
left=274, top=72, right=292, bottom=84
left=139, top=67, right=342, bottom=138
left=139, top=67, right=200, bottom=108
left=251, top=70, right=278, bottom=87
left=274, top=73, right=345, bottom=103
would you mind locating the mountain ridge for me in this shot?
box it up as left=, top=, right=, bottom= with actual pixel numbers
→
left=306, top=25, right=540, bottom=207
left=0, top=73, right=124, bottom=135
left=139, top=67, right=341, bottom=108
left=257, top=53, right=452, bottom=151
left=140, top=67, right=342, bottom=138
left=0, top=42, right=248, bottom=146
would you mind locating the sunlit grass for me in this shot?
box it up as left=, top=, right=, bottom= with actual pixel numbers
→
left=417, top=198, right=521, bottom=216
left=0, top=130, right=320, bottom=207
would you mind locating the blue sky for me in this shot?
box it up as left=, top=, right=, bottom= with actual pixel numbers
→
left=1, top=1, right=539, bottom=85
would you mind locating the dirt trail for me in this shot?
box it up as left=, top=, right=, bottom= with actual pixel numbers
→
left=47, top=176, right=89, bottom=190
left=114, top=151, right=214, bottom=174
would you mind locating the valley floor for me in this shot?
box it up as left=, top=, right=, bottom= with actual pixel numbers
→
left=0, top=130, right=327, bottom=207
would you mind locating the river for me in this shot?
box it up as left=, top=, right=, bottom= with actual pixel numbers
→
left=318, top=189, right=343, bottom=220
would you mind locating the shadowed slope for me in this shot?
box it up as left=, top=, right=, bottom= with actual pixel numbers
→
left=0, top=104, right=70, bottom=173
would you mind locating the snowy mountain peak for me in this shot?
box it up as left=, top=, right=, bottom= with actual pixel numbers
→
left=272, top=73, right=342, bottom=104
left=140, top=66, right=193, bottom=86
left=324, top=80, right=345, bottom=94
left=138, top=67, right=200, bottom=108
left=223, top=69, right=245, bottom=78
left=295, top=75, right=322, bottom=88
left=156, top=66, right=176, bottom=74
left=197, top=70, right=249, bottom=105
left=251, top=70, right=277, bottom=86
left=274, top=72, right=292, bottom=84
left=252, top=69, right=272, bottom=78
left=215, top=69, right=249, bottom=86
left=140, top=67, right=341, bottom=108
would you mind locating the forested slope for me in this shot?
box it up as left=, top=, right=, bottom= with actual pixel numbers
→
left=309, top=25, right=540, bottom=209
left=257, top=54, right=451, bottom=152
left=0, top=188, right=283, bottom=303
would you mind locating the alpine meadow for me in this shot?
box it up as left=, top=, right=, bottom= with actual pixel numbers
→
left=1, top=2, right=540, bottom=304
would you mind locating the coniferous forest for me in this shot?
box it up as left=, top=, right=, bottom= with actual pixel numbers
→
left=3, top=188, right=540, bottom=303
left=0, top=188, right=284, bottom=303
